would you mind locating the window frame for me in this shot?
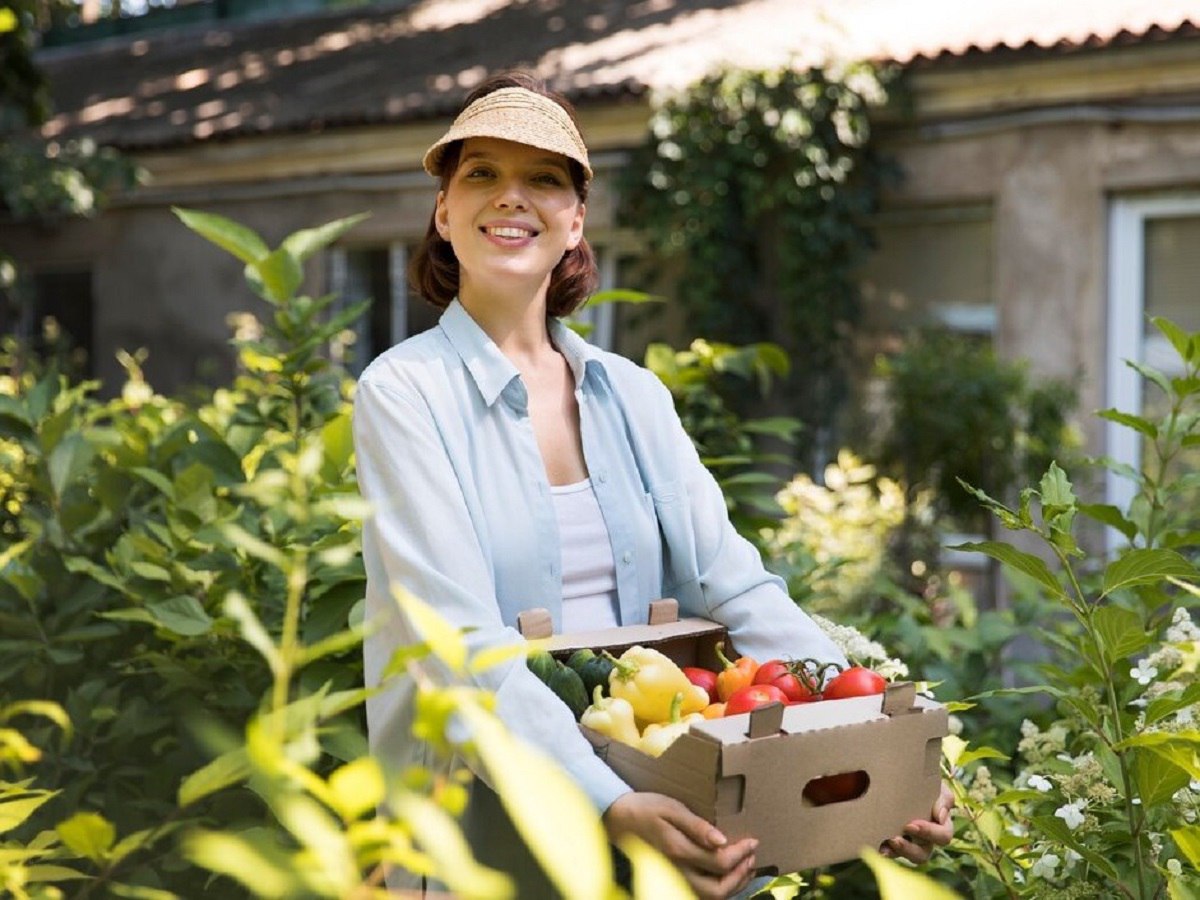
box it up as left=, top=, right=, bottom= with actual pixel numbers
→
left=1106, top=194, right=1200, bottom=530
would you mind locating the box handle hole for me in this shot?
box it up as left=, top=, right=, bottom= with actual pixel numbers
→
left=802, top=771, right=869, bottom=806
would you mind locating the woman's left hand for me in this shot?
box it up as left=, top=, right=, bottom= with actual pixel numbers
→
left=880, top=781, right=954, bottom=863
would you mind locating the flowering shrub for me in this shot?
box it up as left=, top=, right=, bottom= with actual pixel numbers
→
left=930, top=317, right=1200, bottom=898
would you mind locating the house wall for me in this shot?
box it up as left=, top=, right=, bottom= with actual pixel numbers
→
left=876, top=112, right=1200, bottom=457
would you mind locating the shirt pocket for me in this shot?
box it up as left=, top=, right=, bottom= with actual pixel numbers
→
left=647, top=479, right=700, bottom=600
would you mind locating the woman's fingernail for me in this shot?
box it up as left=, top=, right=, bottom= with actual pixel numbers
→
left=709, top=829, right=727, bottom=847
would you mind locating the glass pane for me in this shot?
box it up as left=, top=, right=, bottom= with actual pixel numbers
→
left=1141, top=215, right=1200, bottom=507
left=859, top=213, right=994, bottom=337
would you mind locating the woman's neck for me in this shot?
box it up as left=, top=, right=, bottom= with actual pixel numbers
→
left=459, top=281, right=556, bottom=366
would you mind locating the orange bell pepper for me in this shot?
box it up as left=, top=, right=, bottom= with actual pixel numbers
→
left=714, top=641, right=759, bottom=702
left=701, top=702, right=727, bottom=719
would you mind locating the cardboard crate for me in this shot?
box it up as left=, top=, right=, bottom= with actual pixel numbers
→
left=520, top=600, right=948, bottom=874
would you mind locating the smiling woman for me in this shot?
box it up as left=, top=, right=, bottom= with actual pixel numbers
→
left=353, top=70, right=951, bottom=900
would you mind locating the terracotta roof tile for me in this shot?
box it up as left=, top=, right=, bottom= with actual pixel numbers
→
left=35, top=0, right=1200, bottom=149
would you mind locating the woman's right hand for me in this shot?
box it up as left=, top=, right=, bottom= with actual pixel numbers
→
left=602, top=791, right=758, bottom=899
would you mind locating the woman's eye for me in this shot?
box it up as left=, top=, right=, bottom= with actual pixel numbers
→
left=464, top=166, right=493, bottom=179
left=534, top=173, right=564, bottom=186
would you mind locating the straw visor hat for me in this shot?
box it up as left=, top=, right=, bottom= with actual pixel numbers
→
left=422, top=87, right=593, bottom=181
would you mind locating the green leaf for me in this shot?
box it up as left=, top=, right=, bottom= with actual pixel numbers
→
left=1029, top=815, right=1120, bottom=879
left=56, top=811, right=116, bottom=863
left=173, top=207, right=268, bottom=263
left=458, top=699, right=613, bottom=900
left=1098, top=408, right=1157, bottom=439
left=178, top=746, right=251, bottom=806
left=955, top=745, right=1011, bottom=767
left=1102, top=549, right=1198, bottom=598
left=394, top=793, right=515, bottom=899
left=280, top=213, right=369, bottom=262
left=1039, top=462, right=1076, bottom=509
left=862, top=848, right=963, bottom=899
left=1092, top=605, right=1150, bottom=663
left=183, top=830, right=300, bottom=896
left=394, top=587, right=466, bottom=675
left=0, top=791, right=57, bottom=835
left=224, top=592, right=283, bottom=676
left=47, top=433, right=95, bottom=498
left=1078, top=503, right=1138, bottom=540
left=1132, top=747, right=1190, bottom=807
left=220, top=523, right=288, bottom=570
left=326, top=757, right=384, bottom=822
left=1152, top=316, right=1192, bottom=362
left=948, top=541, right=1066, bottom=600
left=147, top=595, right=214, bottom=637
left=1147, top=684, right=1200, bottom=726
left=22, top=865, right=88, bottom=883
left=108, top=884, right=180, bottom=900
left=1171, top=824, right=1200, bottom=869
left=245, top=249, right=303, bottom=305
left=1128, top=358, right=1173, bottom=398
left=621, top=834, right=695, bottom=898
left=586, top=288, right=662, bottom=306
left=321, top=412, right=354, bottom=475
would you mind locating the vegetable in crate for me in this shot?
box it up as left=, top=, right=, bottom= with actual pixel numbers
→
left=822, top=666, right=886, bottom=700
left=638, top=692, right=702, bottom=758
left=527, top=651, right=589, bottom=720
left=580, top=686, right=640, bottom=747
left=714, top=641, right=759, bottom=701
left=567, top=648, right=615, bottom=700
left=605, top=646, right=709, bottom=724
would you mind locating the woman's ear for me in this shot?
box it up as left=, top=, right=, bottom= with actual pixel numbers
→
left=566, top=202, right=586, bottom=251
left=434, top=191, right=450, bottom=240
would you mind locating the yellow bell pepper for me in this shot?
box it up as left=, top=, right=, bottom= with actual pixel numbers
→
left=606, top=645, right=711, bottom=725
left=579, top=686, right=640, bottom=748
left=638, top=692, right=702, bottom=757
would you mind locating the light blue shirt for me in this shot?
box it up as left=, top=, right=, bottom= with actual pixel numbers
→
left=354, top=300, right=847, bottom=843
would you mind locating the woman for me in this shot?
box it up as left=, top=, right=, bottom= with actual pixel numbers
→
left=354, top=71, right=952, bottom=899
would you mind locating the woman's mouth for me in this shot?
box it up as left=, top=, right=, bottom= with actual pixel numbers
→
left=482, top=225, right=538, bottom=239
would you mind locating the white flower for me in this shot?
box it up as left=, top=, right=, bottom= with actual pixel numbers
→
left=1030, top=853, right=1060, bottom=880
left=1189, top=780, right=1200, bottom=792
left=1027, top=774, right=1053, bottom=792
left=1131, top=659, right=1158, bottom=685
left=1129, top=697, right=1150, bottom=708
left=1168, top=858, right=1184, bottom=877
left=1062, top=850, right=1082, bottom=873
left=1055, top=799, right=1087, bottom=830
left=1007, top=823, right=1029, bottom=838
left=1166, top=607, right=1200, bottom=643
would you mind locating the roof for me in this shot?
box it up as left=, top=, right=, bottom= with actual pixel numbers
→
left=37, top=0, right=1200, bottom=150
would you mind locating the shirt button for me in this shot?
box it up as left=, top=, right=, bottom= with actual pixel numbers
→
left=597, top=471, right=608, bottom=484
left=621, top=551, right=632, bottom=565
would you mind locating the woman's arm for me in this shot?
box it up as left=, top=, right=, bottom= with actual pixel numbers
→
left=353, top=376, right=629, bottom=810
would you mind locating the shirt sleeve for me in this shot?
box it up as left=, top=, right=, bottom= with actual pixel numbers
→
left=353, top=376, right=631, bottom=813
left=648, top=376, right=849, bottom=669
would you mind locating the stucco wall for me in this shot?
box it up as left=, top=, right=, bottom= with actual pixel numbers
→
left=878, top=113, right=1200, bottom=458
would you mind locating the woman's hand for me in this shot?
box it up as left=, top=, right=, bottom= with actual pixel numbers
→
left=603, top=791, right=758, bottom=900
left=880, top=781, right=955, bottom=863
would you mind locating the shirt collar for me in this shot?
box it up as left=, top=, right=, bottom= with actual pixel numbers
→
left=439, top=299, right=611, bottom=406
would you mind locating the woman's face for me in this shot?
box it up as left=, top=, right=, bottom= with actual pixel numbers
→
left=434, top=137, right=585, bottom=303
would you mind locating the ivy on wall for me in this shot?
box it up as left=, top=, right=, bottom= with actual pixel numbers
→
left=620, top=63, right=899, bottom=470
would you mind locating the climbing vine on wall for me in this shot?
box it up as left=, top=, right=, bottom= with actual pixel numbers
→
left=621, top=63, right=900, bottom=470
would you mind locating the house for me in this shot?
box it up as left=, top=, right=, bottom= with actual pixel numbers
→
left=7, top=0, right=1200, bottom=515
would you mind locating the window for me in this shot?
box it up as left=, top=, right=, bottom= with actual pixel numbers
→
left=7, top=268, right=95, bottom=378
left=1108, top=195, right=1200, bottom=531
left=327, top=244, right=438, bottom=376
left=859, top=204, right=995, bottom=339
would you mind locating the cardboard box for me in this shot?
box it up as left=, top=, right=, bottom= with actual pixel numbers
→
left=519, top=601, right=948, bottom=874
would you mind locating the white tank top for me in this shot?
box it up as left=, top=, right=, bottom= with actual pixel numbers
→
left=551, top=478, right=620, bottom=632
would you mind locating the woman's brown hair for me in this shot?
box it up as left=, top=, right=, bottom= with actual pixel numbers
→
left=408, top=71, right=599, bottom=317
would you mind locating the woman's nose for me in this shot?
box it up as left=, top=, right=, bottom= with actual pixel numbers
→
left=493, top=178, right=528, bottom=209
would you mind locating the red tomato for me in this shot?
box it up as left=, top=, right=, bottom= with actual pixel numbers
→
left=803, top=771, right=869, bottom=806
left=767, top=672, right=820, bottom=704
left=822, top=666, right=887, bottom=700
left=752, top=660, right=791, bottom=685
left=682, top=666, right=720, bottom=704
left=723, top=683, right=788, bottom=716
